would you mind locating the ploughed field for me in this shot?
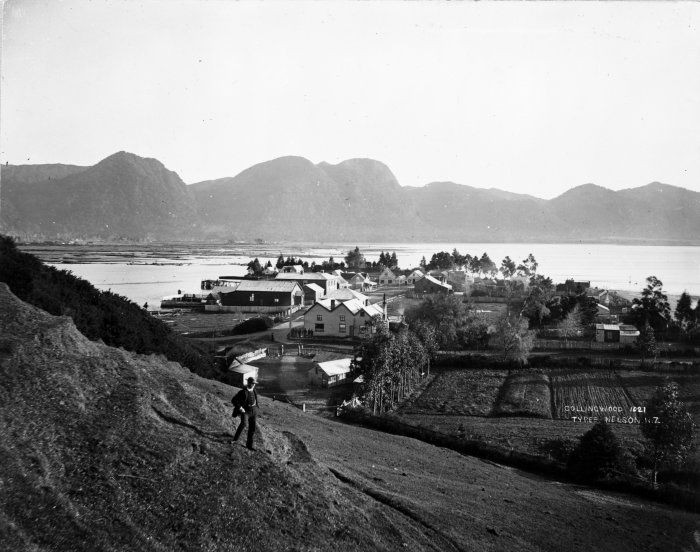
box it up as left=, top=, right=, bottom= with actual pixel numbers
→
left=397, top=366, right=700, bottom=461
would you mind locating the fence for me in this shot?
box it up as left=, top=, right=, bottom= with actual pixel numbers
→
left=534, top=339, right=700, bottom=354
left=235, top=348, right=268, bottom=364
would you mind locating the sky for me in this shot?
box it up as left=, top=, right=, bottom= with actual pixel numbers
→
left=2, top=0, right=700, bottom=198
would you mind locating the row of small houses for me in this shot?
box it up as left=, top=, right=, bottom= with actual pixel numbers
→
left=197, top=267, right=454, bottom=315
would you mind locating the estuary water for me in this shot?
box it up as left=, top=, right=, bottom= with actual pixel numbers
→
left=34, top=242, right=700, bottom=309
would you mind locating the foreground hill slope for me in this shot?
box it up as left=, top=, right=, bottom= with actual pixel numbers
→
left=0, top=284, right=438, bottom=551
left=2, top=284, right=698, bottom=551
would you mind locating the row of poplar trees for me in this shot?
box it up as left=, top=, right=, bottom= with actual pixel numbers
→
left=353, top=325, right=432, bottom=415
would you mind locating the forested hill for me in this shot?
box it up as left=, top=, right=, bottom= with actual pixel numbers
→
left=0, top=235, right=214, bottom=378
left=2, top=152, right=699, bottom=243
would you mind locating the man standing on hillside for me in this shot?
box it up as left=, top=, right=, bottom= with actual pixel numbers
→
left=232, top=377, right=259, bottom=451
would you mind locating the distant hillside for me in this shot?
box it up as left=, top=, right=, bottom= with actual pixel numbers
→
left=192, top=156, right=422, bottom=241
left=1, top=152, right=199, bottom=240
left=3, top=151, right=699, bottom=243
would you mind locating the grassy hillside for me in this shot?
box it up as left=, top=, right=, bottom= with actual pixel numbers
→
left=2, top=283, right=699, bottom=551
left=0, top=235, right=216, bottom=379
left=0, top=284, right=438, bottom=551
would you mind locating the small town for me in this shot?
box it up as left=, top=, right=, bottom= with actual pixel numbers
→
left=155, top=246, right=698, bottom=449
left=3, top=1, right=700, bottom=550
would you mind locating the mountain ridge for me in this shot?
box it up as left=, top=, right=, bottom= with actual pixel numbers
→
left=2, top=151, right=699, bottom=243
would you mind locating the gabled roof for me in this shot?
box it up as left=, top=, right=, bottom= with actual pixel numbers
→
left=229, top=363, right=259, bottom=375
left=325, top=288, right=368, bottom=303
left=408, top=270, right=424, bottom=278
left=209, top=284, right=241, bottom=295
left=303, top=283, right=324, bottom=294
left=379, top=268, right=396, bottom=277
left=419, top=275, right=453, bottom=289
left=223, top=280, right=301, bottom=293
left=308, top=298, right=384, bottom=317
left=275, top=272, right=337, bottom=281
left=317, top=358, right=352, bottom=376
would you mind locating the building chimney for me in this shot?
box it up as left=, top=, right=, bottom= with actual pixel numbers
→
left=331, top=299, right=336, bottom=309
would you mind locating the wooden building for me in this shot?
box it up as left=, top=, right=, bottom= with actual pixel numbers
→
left=275, top=272, right=341, bottom=295
left=595, top=323, right=639, bottom=344
left=309, top=358, right=353, bottom=388
left=304, top=298, right=386, bottom=338
left=414, top=274, right=453, bottom=295
left=206, top=280, right=304, bottom=314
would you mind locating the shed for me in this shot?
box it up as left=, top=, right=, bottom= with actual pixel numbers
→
left=414, top=275, right=453, bottom=295
left=595, top=323, right=639, bottom=344
left=228, top=363, right=259, bottom=387
left=303, top=283, right=324, bottom=305
left=309, top=358, right=353, bottom=388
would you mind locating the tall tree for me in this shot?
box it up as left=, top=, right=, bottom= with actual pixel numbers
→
left=404, top=294, right=476, bottom=349
left=390, top=251, right=398, bottom=269
left=521, top=274, right=555, bottom=327
left=247, top=258, right=263, bottom=276
left=428, top=251, right=453, bottom=270
left=637, top=322, right=659, bottom=367
left=344, top=246, right=366, bottom=270
left=675, top=291, right=695, bottom=334
left=275, top=254, right=285, bottom=269
left=500, top=256, right=517, bottom=279
left=355, top=326, right=429, bottom=414
left=419, top=256, right=427, bottom=270
left=556, top=305, right=583, bottom=342
left=479, top=252, right=497, bottom=278
left=517, top=253, right=538, bottom=276
left=631, top=276, right=671, bottom=331
left=641, top=381, right=696, bottom=485
left=492, top=313, right=534, bottom=364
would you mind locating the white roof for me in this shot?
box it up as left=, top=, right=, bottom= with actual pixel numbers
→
left=276, top=272, right=337, bottom=281
left=420, top=275, right=453, bottom=289
left=229, top=363, right=259, bottom=375
left=304, top=283, right=324, bottom=293
left=596, top=324, right=621, bottom=331
left=317, top=358, right=352, bottom=376
left=310, top=298, right=384, bottom=317
left=225, top=280, right=301, bottom=293
left=325, top=288, right=368, bottom=303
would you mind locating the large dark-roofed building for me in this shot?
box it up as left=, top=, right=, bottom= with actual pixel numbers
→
left=205, top=280, right=304, bottom=314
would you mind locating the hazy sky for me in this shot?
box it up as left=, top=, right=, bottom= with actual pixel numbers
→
left=2, top=1, right=700, bottom=197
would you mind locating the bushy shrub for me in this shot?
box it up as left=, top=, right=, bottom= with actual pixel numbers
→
left=233, top=317, right=274, bottom=334
left=567, top=421, right=637, bottom=481
left=540, top=438, right=576, bottom=463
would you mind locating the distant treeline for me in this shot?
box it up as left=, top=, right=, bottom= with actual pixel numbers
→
left=0, top=235, right=216, bottom=378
